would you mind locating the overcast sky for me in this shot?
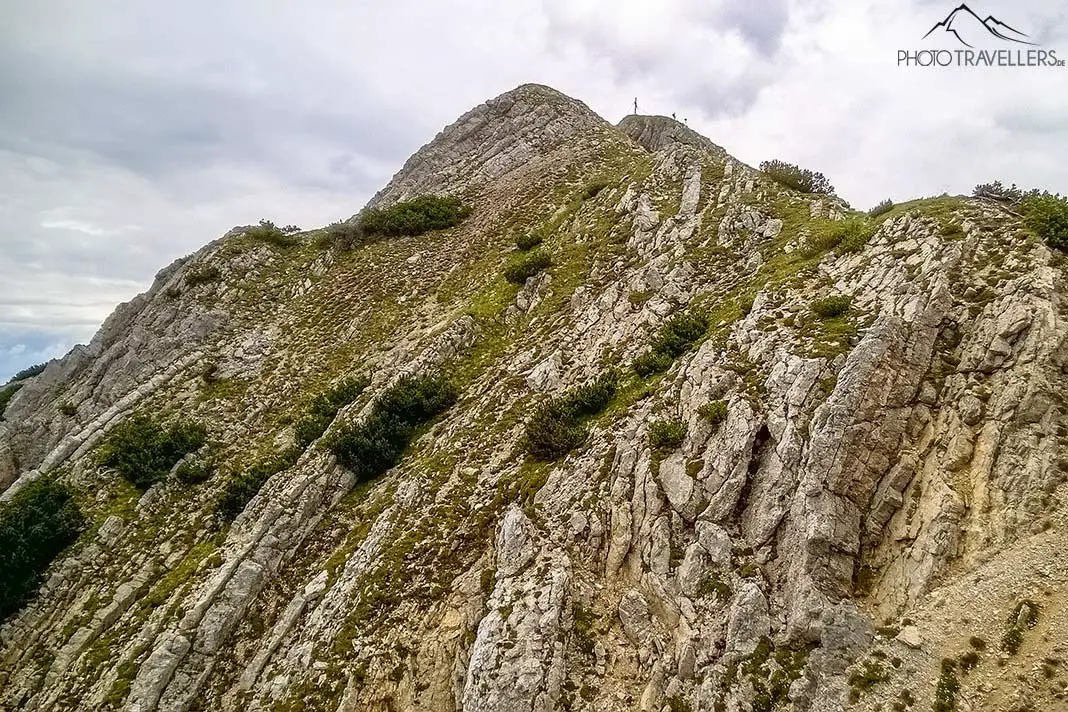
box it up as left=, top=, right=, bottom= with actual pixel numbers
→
left=2, top=0, right=1066, bottom=382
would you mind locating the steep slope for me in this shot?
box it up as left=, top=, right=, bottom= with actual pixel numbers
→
left=1, top=85, right=1067, bottom=712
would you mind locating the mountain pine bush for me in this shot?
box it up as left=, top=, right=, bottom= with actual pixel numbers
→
left=632, top=311, right=709, bottom=377
left=759, top=159, right=835, bottom=195
left=524, top=372, right=617, bottom=461
left=330, top=373, right=459, bottom=482
left=0, top=477, right=85, bottom=619
left=359, top=195, right=471, bottom=238
left=97, top=415, right=207, bottom=489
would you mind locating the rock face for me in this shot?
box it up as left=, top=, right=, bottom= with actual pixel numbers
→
left=2, top=84, right=1068, bottom=712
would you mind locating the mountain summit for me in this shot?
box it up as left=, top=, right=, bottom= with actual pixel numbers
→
left=2, top=85, right=1067, bottom=712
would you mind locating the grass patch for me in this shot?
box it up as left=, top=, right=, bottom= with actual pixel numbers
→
left=649, top=419, right=687, bottom=451
left=697, top=400, right=728, bottom=427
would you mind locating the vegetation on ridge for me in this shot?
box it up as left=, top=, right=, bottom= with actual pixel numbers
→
left=97, top=414, right=207, bottom=489
left=632, top=311, right=709, bottom=377
left=326, top=194, right=472, bottom=250
left=759, top=159, right=835, bottom=196
left=524, top=372, right=617, bottom=461
left=330, top=373, right=460, bottom=482
left=0, top=477, right=86, bottom=620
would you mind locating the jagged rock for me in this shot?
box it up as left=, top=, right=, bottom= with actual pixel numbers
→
left=1, top=83, right=1065, bottom=712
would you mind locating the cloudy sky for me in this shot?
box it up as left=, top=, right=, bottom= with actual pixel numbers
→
left=2, top=0, right=1066, bottom=381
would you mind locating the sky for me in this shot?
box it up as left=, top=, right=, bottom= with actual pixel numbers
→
left=2, top=0, right=1066, bottom=382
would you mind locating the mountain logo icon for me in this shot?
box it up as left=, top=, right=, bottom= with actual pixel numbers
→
left=922, top=4, right=1037, bottom=48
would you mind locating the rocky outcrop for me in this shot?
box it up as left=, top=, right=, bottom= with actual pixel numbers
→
left=2, top=85, right=1066, bottom=712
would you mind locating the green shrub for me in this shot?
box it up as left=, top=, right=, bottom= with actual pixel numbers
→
left=631, top=351, right=673, bottom=377
left=330, top=373, right=459, bottom=482
left=0, top=477, right=85, bottom=620
left=932, top=658, right=960, bottom=712
left=868, top=199, right=894, bottom=218
left=1020, top=192, right=1068, bottom=250
left=359, top=195, right=471, bottom=238
left=215, top=447, right=300, bottom=521
left=973, top=181, right=1026, bottom=203
left=968, top=636, right=986, bottom=650
left=97, top=415, right=207, bottom=489
left=175, top=457, right=215, bottom=485
left=503, top=250, right=551, bottom=284
left=759, top=159, right=835, bottom=195
left=524, top=372, right=617, bottom=461
left=293, top=376, right=368, bottom=448
left=632, top=311, right=708, bottom=377
left=322, top=220, right=365, bottom=250
left=811, top=295, right=851, bottom=319
left=0, top=383, right=23, bottom=420
left=698, top=400, right=728, bottom=427
left=245, top=219, right=301, bottom=247
left=11, top=363, right=47, bottom=382
left=58, top=402, right=76, bottom=417
left=515, top=231, right=544, bottom=251
left=184, top=264, right=221, bottom=286
left=649, top=419, right=687, bottom=450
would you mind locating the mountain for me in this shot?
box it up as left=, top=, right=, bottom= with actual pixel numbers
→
left=2, top=83, right=1067, bottom=712
left=922, top=4, right=1036, bottom=47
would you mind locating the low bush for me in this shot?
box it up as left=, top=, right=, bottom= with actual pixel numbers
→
left=293, top=376, right=368, bottom=448
left=515, top=231, right=544, bottom=251
left=322, top=220, right=365, bottom=251
left=632, top=311, right=708, bottom=377
left=868, top=199, right=894, bottom=218
left=503, top=250, right=551, bottom=284
left=175, top=457, right=215, bottom=485
left=698, top=400, right=728, bottom=427
left=973, top=181, right=1027, bottom=203
left=215, top=447, right=300, bottom=521
left=759, top=159, right=835, bottom=195
left=808, top=218, right=873, bottom=255
left=97, top=414, right=207, bottom=489
left=245, top=219, right=301, bottom=248
left=524, top=372, right=618, bottom=461
left=330, top=373, right=459, bottom=482
left=0, top=477, right=86, bottom=620
left=360, top=195, right=471, bottom=238
left=1020, top=192, right=1068, bottom=250
left=11, top=363, right=47, bottom=382
left=0, top=383, right=23, bottom=420
left=184, top=264, right=221, bottom=286
left=811, top=295, right=851, bottom=319
left=649, top=419, right=687, bottom=450
left=58, top=402, right=77, bottom=417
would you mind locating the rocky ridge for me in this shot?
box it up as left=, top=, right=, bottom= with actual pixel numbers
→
left=1, top=83, right=1067, bottom=712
